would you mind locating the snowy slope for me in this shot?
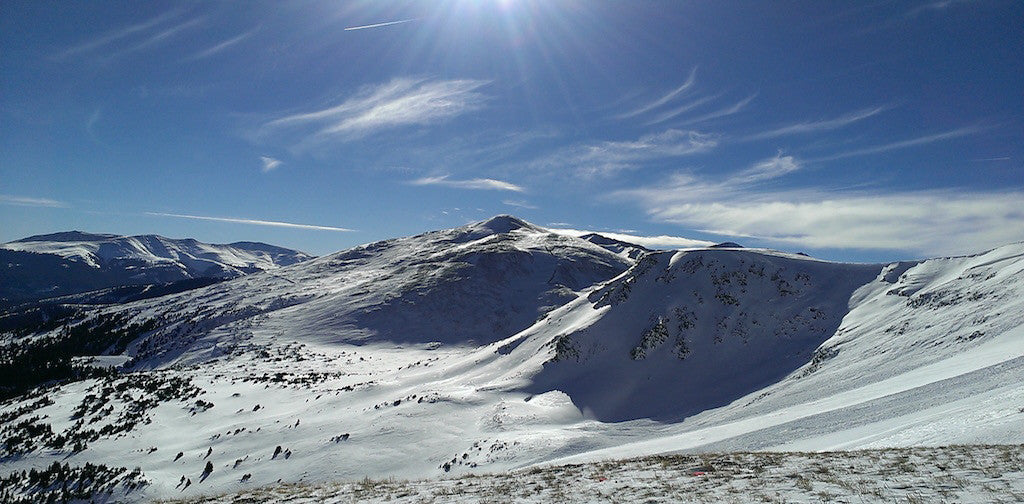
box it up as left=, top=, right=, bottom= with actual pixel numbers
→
left=523, top=248, right=882, bottom=422
left=0, top=218, right=1021, bottom=503
left=0, top=231, right=313, bottom=303
left=578, top=233, right=651, bottom=261
left=80, top=215, right=634, bottom=366
left=540, top=242, right=1024, bottom=461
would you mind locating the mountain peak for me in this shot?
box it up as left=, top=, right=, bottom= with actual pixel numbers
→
left=709, top=241, right=744, bottom=249
left=446, top=215, right=546, bottom=245
left=476, top=215, right=537, bottom=234
left=13, top=230, right=119, bottom=243
left=579, top=233, right=648, bottom=250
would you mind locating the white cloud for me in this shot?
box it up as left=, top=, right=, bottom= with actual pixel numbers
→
left=535, top=129, right=718, bottom=177
left=613, top=173, right=1024, bottom=256
left=86, top=108, right=102, bottom=140
left=547, top=227, right=714, bottom=249
left=56, top=9, right=184, bottom=59
left=146, top=212, right=353, bottom=232
left=74, top=16, right=205, bottom=62
left=644, top=94, right=721, bottom=126
left=732, top=153, right=802, bottom=183
left=409, top=175, right=524, bottom=192
left=907, top=0, right=976, bottom=17
left=0, top=195, right=68, bottom=208
left=743, top=106, right=887, bottom=141
left=814, top=126, right=981, bottom=161
left=611, top=69, right=761, bottom=130
left=502, top=199, right=538, bottom=209
left=184, top=28, right=256, bottom=61
left=260, top=156, right=283, bottom=172
left=597, top=129, right=719, bottom=157
left=676, top=94, right=757, bottom=127
left=615, top=67, right=698, bottom=120
left=120, top=17, right=204, bottom=55
left=263, top=78, right=489, bottom=145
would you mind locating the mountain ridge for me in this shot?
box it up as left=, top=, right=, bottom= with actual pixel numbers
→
left=0, top=216, right=1021, bottom=503
left=0, top=231, right=314, bottom=305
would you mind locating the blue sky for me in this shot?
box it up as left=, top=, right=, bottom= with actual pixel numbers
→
left=1, top=0, right=1021, bottom=262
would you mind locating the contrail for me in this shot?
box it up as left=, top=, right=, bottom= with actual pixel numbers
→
left=344, top=18, right=417, bottom=31
left=146, top=212, right=354, bottom=232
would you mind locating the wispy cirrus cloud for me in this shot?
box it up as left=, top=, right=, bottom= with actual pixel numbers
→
left=731, top=153, right=802, bottom=183
left=547, top=227, right=714, bottom=249
left=644, top=94, right=722, bottom=126
left=676, top=93, right=758, bottom=127
left=117, top=17, right=204, bottom=56
left=859, top=0, right=978, bottom=36
left=85, top=108, right=103, bottom=142
left=611, top=129, right=1016, bottom=255
left=907, top=0, right=977, bottom=17
left=812, top=126, right=982, bottom=161
left=533, top=129, right=718, bottom=178
left=409, top=175, right=525, bottom=192
left=0, top=195, right=68, bottom=208
left=184, top=28, right=257, bottom=61
left=612, top=69, right=754, bottom=128
left=613, top=169, right=1024, bottom=256
left=260, top=156, right=282, bottom=172
left=59, top=12, right=204, bottom=62
left=262, top=78, right=489, bottom=147
left=146, top=212, right=353, bottom=232
left=56, top=9, right=184, bottom=59
left=502, top=199, right=538, bottom=210
left=743, top=106, right=887, bottom=141
left=615, top=67, right=698, bottom=120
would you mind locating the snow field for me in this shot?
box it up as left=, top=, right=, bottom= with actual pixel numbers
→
left=2, top=218, right=1022, bottom=502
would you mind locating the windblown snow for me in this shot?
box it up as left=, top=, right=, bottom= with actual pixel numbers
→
left=1, top=216, right=1022, bottom=502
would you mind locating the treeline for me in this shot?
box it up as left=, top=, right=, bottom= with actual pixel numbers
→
left=0, top=304, right=82, bottom=336
left=0, top=461, right=146, bottom=504
left=3, top=277, right=224, bottom=314
left=0, top=313, right=159, bottom=400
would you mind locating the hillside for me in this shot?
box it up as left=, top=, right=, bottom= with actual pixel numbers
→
left=77, top=215, right=635, bottom=367
left=0, top=217, right=1021, bottom=502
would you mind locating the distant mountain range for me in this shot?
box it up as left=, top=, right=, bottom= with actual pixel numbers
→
left=0, top=231, right=312, bottom=306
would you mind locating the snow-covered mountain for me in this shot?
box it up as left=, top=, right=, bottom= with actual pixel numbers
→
left=104, top=215, right=633, bottom=365
left=0, top=217, right=1021, bottom=503
left=525, top=248, right=882, bottom=422
left=0, top=231, right=313, bottom=304
left=539, top=242, right=1024, bottom=460
left=577, top=233, right=651, bottom=260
